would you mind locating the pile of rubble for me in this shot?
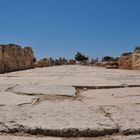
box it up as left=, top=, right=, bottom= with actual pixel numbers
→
left=35, top=57, right=76, bottom=68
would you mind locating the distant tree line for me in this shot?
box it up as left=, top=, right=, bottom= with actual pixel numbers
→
left=134, top=46, right=140, bottom=53
left=35, top=46, right=140, bottom=67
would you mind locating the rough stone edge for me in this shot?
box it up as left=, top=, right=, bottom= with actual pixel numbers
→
left=0, top=124, right=119, bottom=137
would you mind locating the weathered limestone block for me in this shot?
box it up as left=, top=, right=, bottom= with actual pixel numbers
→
left=118, top=53, right=133, bottom=70
left=118, top=51, right=140, bottom=70
left=0, top=46, right=4, bottom=73
left=0, top=44, right=34, bottom=73
left=132, top=52, right=140, bottom=70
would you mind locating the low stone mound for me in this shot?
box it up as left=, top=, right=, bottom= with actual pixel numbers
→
left=96, top=61, right=118, bottom=68
left=35, top=58, right=54, bottom=67
left=0, top=44, right=34, bottom=73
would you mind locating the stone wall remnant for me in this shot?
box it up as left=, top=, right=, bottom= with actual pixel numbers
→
left=118, top=53, right=133, bottom=70
left=118, top=50, right=140, bottom=70
left=132, top=52, right=140, bottom=70
left=0, top=44, right=34, bottom=73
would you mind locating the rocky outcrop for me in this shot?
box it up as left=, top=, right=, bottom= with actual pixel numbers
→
left=0, top=44, right=34, bottom=73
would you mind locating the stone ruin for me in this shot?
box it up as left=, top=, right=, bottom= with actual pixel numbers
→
left=0, top=44, right=34, bottom=73
left=118, top=52, right=133, bottom=70
left=118, top=49, right=140, bottom=70
left=35, top=57, right=55, bottom=67
left=1, top=44, right=139, bottom=72
left=133, top=47, right=140, bottom=70
left=35, top=57, right=76, bottom=68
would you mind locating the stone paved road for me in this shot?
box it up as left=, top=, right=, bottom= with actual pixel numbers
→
left=0, top=65, right=140, bottom=139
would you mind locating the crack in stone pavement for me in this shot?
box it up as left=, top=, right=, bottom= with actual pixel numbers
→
left=73, top=84, right=140, bottom=90
left=5, top=84, right=18, bottom=92
left=5, top=86, right=82, bottom=105
left=0, top=127, right=120, bottom=137
left=97, top=107, right=120, bottom=132
left=115, top=94, right=140, bottom=98
left=3, top=84, right=140, bottom=105
left=0, top=122, right=9, bottom=132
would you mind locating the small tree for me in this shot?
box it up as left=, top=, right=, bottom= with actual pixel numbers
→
left=122, top=52, right=132, bottom=56
left=75, top=52, right=88, bottom=62
left=134, top=46, right=140, bottom=53
left=102, top=56, right=114, bottom=61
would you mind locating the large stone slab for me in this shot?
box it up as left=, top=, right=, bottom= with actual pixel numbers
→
left=0, top=136, right=61, bottom=140
left=0, top=91, right=37, bottom=106
left=0, top=135, right=140, bottom=140
left=12, top=85, right=76, bottom=97
left=82, top=87, right=140, bottom=106
left=81, top=87, right=140, bottom=134
left=1, top=65, right=140, bottom=87
left=111, top=135, right=140, bottom=140
left=0, top=101, right=117, bottom=137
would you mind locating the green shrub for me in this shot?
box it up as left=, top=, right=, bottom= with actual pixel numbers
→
left=75, top=52, right=88, bottom=62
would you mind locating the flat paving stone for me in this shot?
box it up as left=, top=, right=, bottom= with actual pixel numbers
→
left=0, top=101, right=117, bottom=137
left=82, top=87, right=140, bottom=106
left=1, top=65, right=140, bottom=87
left=12, top=85, right=76, bottom=96
left=67, top=135, right=140, bottom=140
left=0, top=136, right=61, bottom=140
left=0, top=92, right=37, bottom=106
left=81, top=88, right=140, bottom=134
left=107, top=135, right=140, bottom=140
left=0, top=135, right=140, bottom=140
